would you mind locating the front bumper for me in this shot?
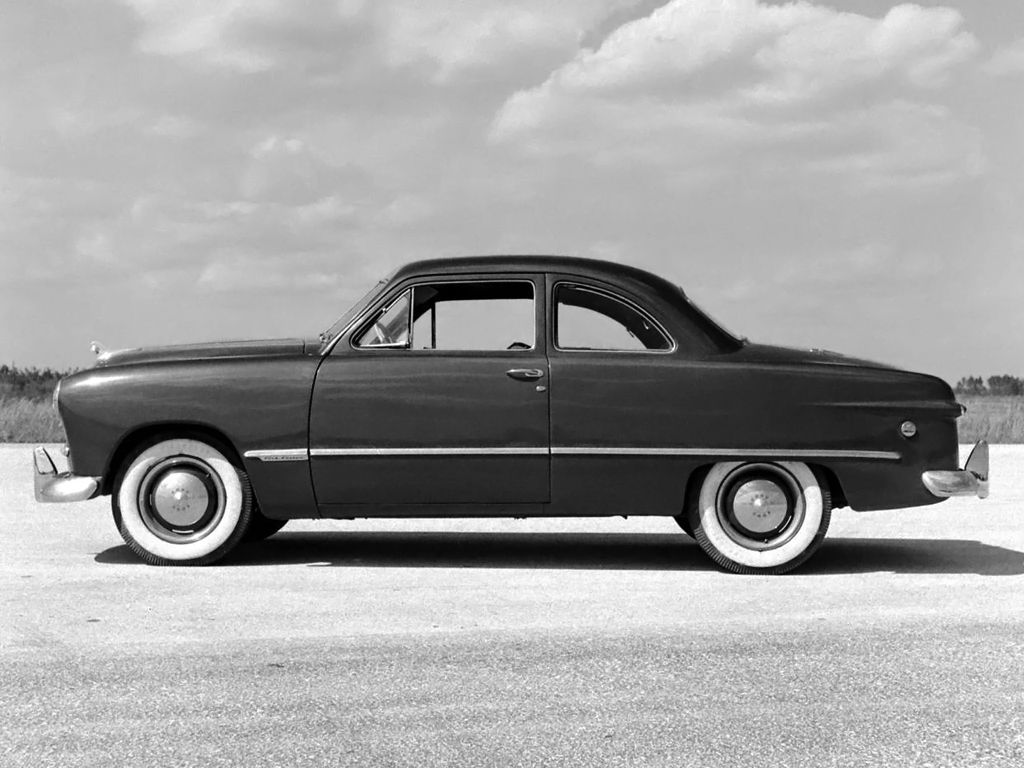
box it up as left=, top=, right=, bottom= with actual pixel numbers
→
left=33, top=446, right=101, bottom=503
left=921, top=440, right=989, bottom=500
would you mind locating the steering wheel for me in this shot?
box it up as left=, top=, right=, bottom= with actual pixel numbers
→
left=373, top=322, right=392, bottom=345
left=506, top=341, right=531, bottom=350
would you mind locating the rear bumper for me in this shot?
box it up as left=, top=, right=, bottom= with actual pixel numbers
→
left=33, top=446, right=101, bottom=503
left=921, top=440, right=989, bottom=500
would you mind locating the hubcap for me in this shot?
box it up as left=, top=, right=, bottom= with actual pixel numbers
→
left=137, top=456, right=225, bottom=543
left=152, top=470, right=211, bottom=527
left=730, top=478, right=790, bottom=534
left=716, top=463, right=804, bottom=550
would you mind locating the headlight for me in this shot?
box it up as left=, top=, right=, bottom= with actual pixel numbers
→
left=52, top=379, right=62, bottom=412
left=899, top=420, right=917, bottom=438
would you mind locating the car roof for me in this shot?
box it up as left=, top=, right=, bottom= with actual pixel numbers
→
left=393, top=254, right=677, bottom=294
left=351, top=254, right=742, bottom=353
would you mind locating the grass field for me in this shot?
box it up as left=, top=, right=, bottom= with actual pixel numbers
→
left=957, top=395, right=1024, bottom=443
left=0, top=397, right=65, bottom=443
left=0, top=365, right=68, bottom=442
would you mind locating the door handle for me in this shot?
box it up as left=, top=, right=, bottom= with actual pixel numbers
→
left=506, top=368, right=545, bottom=381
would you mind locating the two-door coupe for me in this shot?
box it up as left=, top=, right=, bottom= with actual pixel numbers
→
left=34, top=255, right=988, bottom=573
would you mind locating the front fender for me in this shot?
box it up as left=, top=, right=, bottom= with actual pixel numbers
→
left=59, top=356, right=319, bottom=518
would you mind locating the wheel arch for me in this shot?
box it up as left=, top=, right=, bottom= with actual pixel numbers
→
left=683, top=463, right=714, bottom=514
left=683, top=459, right=847, bottom=514
left=101, top=422, right=243, bottom=495
left=808, top=463, right=848, bottom=510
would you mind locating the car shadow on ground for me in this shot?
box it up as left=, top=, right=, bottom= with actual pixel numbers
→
left=94, top=532, right=1024, bottom=575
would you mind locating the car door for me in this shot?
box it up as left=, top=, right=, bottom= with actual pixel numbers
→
left=546, top=278, right=691, bottom=516
left=310, top=274, right=550, bottom=508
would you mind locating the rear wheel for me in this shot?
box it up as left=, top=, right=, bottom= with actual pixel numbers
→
left=687, top=461, right=831, bottom=574
left=112, top=436, right=253, bottom=566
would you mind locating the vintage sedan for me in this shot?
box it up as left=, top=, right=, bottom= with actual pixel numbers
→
left=34, top=255, right=988, bottom=573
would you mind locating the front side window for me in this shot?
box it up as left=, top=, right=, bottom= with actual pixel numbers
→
left=412, top=281, right=534, bottom=350
left=554, top=283, right=672, bottom=351
left=354, top=280, right=535, bottom=351
left=353, top=290, right=411, bottom=348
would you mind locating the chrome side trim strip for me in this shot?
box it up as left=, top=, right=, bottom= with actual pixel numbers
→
left=244, top=449, right=310, bottom=462
left=551, top=447, right=901, bottom=461
left=310, top=447, right=548, bottom=457
left=302, top=446, right=900, bottom=461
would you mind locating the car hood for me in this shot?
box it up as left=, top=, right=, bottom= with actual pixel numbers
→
left=728, top=342, right=900, bottom=372
left=94, top=338, right=313, bottom=367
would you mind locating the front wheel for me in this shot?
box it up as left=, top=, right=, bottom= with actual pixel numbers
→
left=687, top=461, right=831, bottom=575
left=112, top=437, right=253, bottom=566
left=243, top=509, right=287, bottom=542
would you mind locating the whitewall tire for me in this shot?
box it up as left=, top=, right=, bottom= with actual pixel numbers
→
left=688, top=461, right=831, bottom=574
left=113, top=437, right=253, bottom=566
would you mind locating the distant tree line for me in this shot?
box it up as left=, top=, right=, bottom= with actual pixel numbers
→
left=955, top=375, right=1024, bottom=396
left=0, top=364, right=77, bottom=402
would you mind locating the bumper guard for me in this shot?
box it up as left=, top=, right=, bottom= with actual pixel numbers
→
left=33, top=446, right=101, bottom=503
left=921, top=440, right=989, bottom=500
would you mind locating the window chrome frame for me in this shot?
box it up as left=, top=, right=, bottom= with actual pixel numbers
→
left=551, top=280, right=677, bottom=355
left=346, top=277, right=540, bottom=354
left=320, top=279, right=393, bottom=357
left=351, top=289, right=413, bottom=350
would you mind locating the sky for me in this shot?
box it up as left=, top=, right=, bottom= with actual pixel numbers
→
left=1, top=0, right=1023, bottom=382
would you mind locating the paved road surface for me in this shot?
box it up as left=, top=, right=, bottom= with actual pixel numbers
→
left=2, top=445, right=1023, bottom=766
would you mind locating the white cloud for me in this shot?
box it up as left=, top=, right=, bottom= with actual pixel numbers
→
left=148, top=115, right=203, bottom=139
left=800, top=101, right=986, bottom=190
left=747, top=2, right=976, bottom=102
left=119, top=0, right=366, bottom=72
left=49, top=105, right=142, bottom=138
left=377, top=0, right=640, bottom=81
left=74, top=229, right=117, bottom=266
left=374, top=194, right=433, bottom=228
left=197, top=251, right=346, bottom=292
left=982, top=37, right=1024, bottom=76
left=119, top=0, right=640, bottom=79
left=122, top=0, right=275, bottom=72
left=291, top=195, right=359, bottom=226
left=239, top=135, right=372, bottom=205
left=506, top=0, right=974, bottom=100
left=492, top=0, right=979, bottom=186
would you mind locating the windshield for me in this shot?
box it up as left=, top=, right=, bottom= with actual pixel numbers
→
left=319, top=274, right=393, bottom=345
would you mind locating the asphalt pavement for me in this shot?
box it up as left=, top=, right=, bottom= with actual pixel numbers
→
left=2, top=444, right=1023, bottom=767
